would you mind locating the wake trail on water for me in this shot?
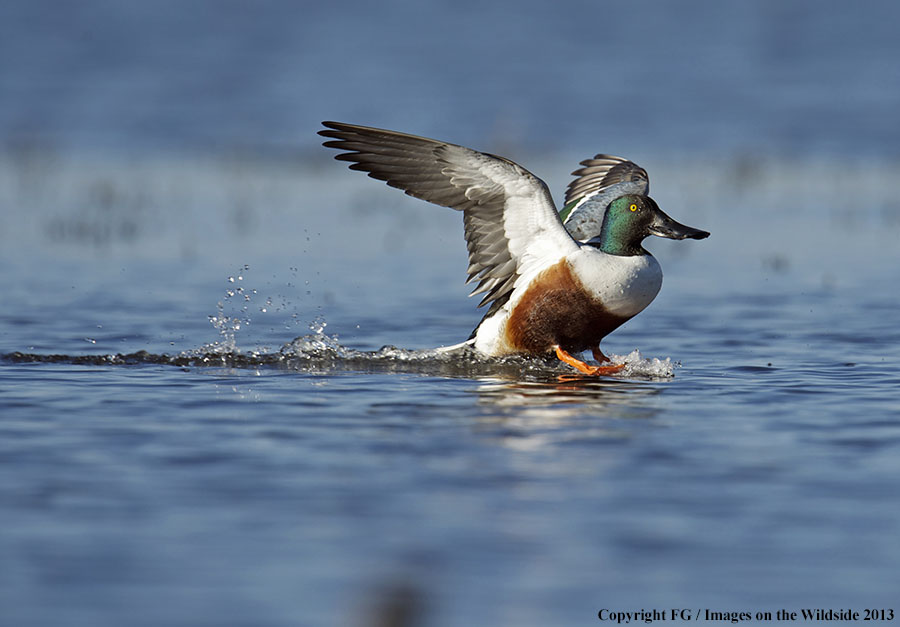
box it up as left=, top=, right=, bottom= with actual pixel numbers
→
left=3, top=328, right=676, bottom=381
left=3, top=265, right=676, bottom=380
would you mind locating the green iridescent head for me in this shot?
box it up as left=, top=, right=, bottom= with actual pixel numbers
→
left=596, top=195, right=709, bottom=256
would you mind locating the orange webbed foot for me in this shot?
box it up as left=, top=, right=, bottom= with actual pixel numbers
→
left=555, top=346, right=624, bottom=376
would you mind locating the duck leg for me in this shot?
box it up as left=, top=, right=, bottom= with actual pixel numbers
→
left=592, top=346, right=625, bottom=373
left=555, top=346, right=624, bottom=376
left=592, top=347, right=610, bottom=363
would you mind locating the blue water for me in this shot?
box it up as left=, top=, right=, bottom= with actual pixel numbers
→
left=2, top=2, right=900, bottom=626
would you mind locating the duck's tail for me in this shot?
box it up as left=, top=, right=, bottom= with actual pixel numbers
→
left=433, top=338, right=476, bottom=354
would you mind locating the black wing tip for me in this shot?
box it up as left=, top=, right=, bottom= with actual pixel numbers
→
left=320, top=120, right=350, bottom=131
left=320, top=120, right=400, bottom=136
left=319, top=121, right=425, bottom=151
left=319, top=121, right=359, bottom=142
left=319, top=122, right=373, bottom=152
left=318, top=121, right=370, bottom=142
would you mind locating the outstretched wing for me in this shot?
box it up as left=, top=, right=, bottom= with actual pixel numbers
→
left=319, top=121, right=579, bottom=312
left=561, top=154, right=650, bottom=241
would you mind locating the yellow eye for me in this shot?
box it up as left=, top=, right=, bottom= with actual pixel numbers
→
left=629, top=204, right=637, bottom=212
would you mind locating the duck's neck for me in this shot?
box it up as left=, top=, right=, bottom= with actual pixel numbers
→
left=595, top=222, right=645, bottom=257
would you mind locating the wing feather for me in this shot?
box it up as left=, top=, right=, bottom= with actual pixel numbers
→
left=320, top=121, right=578, bottom=312
left=561, top=154, right=650, bottom=241
left=564, top=154, right=649, bottom=207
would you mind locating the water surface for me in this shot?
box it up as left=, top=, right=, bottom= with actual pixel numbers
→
left=2, top=2, right=900, bottom=625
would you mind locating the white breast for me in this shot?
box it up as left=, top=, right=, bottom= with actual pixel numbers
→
left=472, top=246, right=663, bottom=356
left=566, top=246, right=662, bottom=318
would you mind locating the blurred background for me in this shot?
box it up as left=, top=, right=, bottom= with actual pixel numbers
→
left=2, top=0, right=898, bottom=353
left=3, top=0, right=899, bottom=156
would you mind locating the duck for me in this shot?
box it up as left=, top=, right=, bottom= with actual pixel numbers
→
left=319, top=122, right=709, bottom=375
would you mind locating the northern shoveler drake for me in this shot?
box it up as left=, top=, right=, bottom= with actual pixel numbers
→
left=319, top=122, right=709, bottom=375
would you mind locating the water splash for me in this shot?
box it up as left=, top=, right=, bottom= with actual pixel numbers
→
left=199, top=265, right=597, bottom=377
left=3, top=338, right=678, bottom=380
left=268, top=323, right=676, bottom=380
left=6, top=296, right=676, bottom=381
left=609, top=350, right=677, bottom=379
left=4, top=263, right=679, bottom=380
left=278, top=316, right=348, bottom=359
left=203, top=264, right=318, bottom=355
left=205, top=264, right=255, bottom=354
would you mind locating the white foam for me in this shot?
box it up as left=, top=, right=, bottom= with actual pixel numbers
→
left=608, top=349, right=677, bottom=379
left=274, top=325, right=678, bottom=380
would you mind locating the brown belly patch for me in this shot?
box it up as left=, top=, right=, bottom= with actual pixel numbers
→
left=504, top=259, right=629, bottom=354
